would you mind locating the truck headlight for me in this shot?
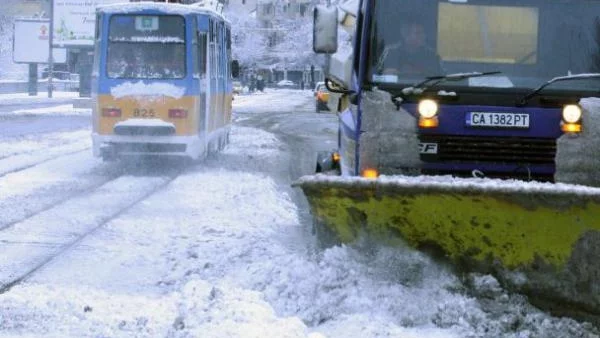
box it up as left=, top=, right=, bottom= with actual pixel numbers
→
left=562, top=104, right=582, bottom=123
left=418, top=99, right=438, bottom=119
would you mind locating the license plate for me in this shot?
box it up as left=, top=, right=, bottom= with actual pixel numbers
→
left=466, top=112, right=529, bottom=128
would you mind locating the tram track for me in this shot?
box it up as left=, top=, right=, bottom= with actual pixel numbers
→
left=0, top=148, right=90, bottom=179
left=0, top=152, right=123, bottom=229
left=0, top=167, right=184, bottom=295
left=0, top=172, right=120, bottom=232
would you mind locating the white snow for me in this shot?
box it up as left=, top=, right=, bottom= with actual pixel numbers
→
left=296, top=172, right=600, bottom=196
left=0, top=130, right=91, bottom=177
left=468, top=75, right=514, bottom=88
left=110, top=81, right=185, bottom=99
left=401, top=86, right=425, bottom=95
left=5, top=104, right=91, bottom=117
left=115, top=118, right=175, bottom=128
left=110, top=36, right=185, bottom=43
left=313, top=6, right=338, bottom=53
left=0, top=91, right=79, bottom=105
left=98, top=2, right=227, bottom=22
left=436, top=90, right=457, bottom=96
left=233, top=88, right=313, bottom=116
left=0, top=90, right=597, bottom=337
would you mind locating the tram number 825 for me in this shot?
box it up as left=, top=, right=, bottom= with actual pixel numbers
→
left=133, top=108, right=156, bottom=118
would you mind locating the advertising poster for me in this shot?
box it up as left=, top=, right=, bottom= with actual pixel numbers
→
left=53, top=0, right=123, bottom=47
left=13, top=19, right=66, bottom=63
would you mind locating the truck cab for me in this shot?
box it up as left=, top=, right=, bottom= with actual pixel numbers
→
left=314, top=0, right=600, bottom=185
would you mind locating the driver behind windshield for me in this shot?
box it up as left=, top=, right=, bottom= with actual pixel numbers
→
left=377, top=18, right=444, bottom=78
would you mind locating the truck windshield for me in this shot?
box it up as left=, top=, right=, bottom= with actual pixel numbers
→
left=107, top=15, right=186, bottom=79
left=369, top=0, right=600, bottom=92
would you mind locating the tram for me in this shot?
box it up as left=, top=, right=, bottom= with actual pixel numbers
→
left=92, top=1, right=237, bottom=160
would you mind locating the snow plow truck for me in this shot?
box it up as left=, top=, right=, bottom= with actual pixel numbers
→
left=296, top=0, right=600, bottom=322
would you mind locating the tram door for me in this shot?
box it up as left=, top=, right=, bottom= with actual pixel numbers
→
left=195, top=22, right=208, bottom=137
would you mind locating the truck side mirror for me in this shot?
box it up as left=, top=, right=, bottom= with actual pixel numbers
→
left=313, top=5, right=338, bottom=54
left=231, top=60, right=240, bottom=78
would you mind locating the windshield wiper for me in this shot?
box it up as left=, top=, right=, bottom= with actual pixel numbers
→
left=516, top=73, right=600, bottom=107
left=399, top=71, right=502, bottom=97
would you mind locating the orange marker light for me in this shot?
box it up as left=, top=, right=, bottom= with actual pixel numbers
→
left=332, top=152, right=340, bottom=162
left=561, top=123, right=582, bottom=133
left=362, top=168, right=379, bottom=179
left=419, top=117, right=439, bottom=128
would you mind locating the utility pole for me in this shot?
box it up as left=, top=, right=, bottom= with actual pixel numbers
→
left=47, top=0, right=54, bottom=98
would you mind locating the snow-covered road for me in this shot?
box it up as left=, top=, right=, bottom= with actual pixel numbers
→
left=0, top=90, right=597, bottom=337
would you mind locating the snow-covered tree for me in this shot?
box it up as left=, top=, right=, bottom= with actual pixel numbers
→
left=0, top=5, right=18, bottom=79
left=225, top=0, right=327, bottom=74
left=0, top=0, right=42, bottom=80
left=224, top=8, right=268, bottom=67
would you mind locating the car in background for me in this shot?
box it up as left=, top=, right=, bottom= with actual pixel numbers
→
left=314, top=81, right=329, bottom=113
left=276, top=79, right=296, bottom=88
left=233, top=80, right=243, bottom=95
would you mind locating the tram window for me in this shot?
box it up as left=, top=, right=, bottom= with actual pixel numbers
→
left=192, top=17, right=199, bottom=78
left=209, top=20, right=215, bottom=79
left=107, top=15, right=186, bottom=79
left=226, top=27, right=231, bottom=78
left=217, top=23, right=223, bottom=79
left=211, top=20, right=217, bottom=79
left=94, top=14, right=102, bottom=75
left=198, top=32, right=208, bottom=77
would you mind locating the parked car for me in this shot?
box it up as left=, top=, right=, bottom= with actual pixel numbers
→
left=276, top=79, right=296, bottom=88
left=314, top=81, right=329, bottom=113
left=233, top=81, right=243, bottom=95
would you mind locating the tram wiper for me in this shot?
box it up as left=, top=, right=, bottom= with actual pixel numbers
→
left=398, top=71, right=502, bottom=97
left=516, top=73, right=600, bottom=107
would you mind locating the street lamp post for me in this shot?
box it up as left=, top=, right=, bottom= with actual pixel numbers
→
left=47, top=0, right=54, bottom=98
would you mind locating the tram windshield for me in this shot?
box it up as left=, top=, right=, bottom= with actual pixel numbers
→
left=107, top=15, right=186, bottom=79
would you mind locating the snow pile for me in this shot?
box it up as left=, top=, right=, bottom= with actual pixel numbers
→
left=555, top=97, right=600, bottom=187
left=360, top=89, right=421, bottom=175
left=110, top=81, right=185, bottom=99
left=297, top=171, right=600, bottom=196
left=313, top=6, right=338, bottom=53
left=174, top=280, right=317, bottom=338
left=0, top=281, right=317, bottom=338
left=115, top=118, right=175, bottom=128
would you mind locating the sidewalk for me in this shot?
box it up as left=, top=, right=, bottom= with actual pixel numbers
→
left=0, top=91, right=81, bottom=106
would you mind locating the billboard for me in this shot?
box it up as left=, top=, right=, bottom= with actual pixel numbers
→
left=52, top=0, right=124, bottom=47
left=13, top=19, right=67, bottom=64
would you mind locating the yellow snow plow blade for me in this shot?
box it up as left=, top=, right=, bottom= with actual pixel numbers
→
left=295, top=174, right=600, bottom=319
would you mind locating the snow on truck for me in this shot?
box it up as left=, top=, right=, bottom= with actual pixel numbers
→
left=296, top=0, right=600, bottom=322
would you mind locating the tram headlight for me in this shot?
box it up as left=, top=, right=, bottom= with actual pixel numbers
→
left=418, top=99, right=438, bottom=119
left=562, top=104, right=582, bottom=123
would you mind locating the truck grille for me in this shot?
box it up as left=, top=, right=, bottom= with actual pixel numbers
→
left=420, top=135, right=556, bottom=164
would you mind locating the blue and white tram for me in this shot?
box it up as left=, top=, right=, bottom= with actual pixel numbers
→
left=92, top=1, right=237, bottom=160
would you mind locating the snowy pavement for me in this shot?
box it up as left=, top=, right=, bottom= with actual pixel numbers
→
left=0, top=89, right=597, bottom=337
left=0, top=91, right=80, bottom=107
